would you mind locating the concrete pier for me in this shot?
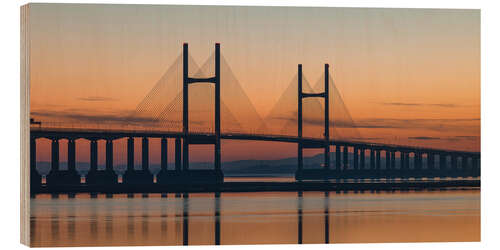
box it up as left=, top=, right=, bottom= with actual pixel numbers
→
left=68, top=139, right=76, bottom=173
left=343, top=145, right=348, bottom=170
left=127, top=137, right=134, bottom=171
left=353, top=147, right=359, bottom=172
left=142, top=137, right=149, bottom=171
left=51, top=139, right=59, bottom=173
left=161, top=138, right=168, bottom=170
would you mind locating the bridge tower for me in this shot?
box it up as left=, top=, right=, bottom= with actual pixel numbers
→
left=182, top=43, right=223, bottom=182
left=296, top=64, right=330, bottom=180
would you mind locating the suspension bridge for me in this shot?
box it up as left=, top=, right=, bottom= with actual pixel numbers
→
left=29, top=43, right=480, bottom=195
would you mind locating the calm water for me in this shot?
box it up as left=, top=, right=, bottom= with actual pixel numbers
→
left=30, top=187, right=480, bottom=246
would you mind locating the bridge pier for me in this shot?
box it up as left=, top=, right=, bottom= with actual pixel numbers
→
left=45, top=139, right=59, bottom=186
left=175, top=138, right=182, bottom=172
left=51, top=139, right=59, bottom=174
left=161, top=138, right=168, bottom=171
left=295, top=63, right=332, bottom=181
left=124, top=137, right=153, bottom=185
left=439, top=153, right=447, bottom=178
left=142, top=137, right=149, bottom=171
left=127, top=137, right=134, bottom=171
left=406, top=152, right=411, bottom=178
left=343, top=145, right=348, bottom=170
left=106, top=139, right=113, bottom=172
left=181, top=43, right=223, bottom=183
left=472, top=156, right=479, bottom=177
left=375, top=149, right=381, bottom=179
left=68, top=139, right=76, bottom=174
left=400, top=151, right=406, bottom=179
left=156, top=138, right=169, bottom=184
left=335, top=145, right=341, bottom=172
left=415, top=151, right=422, bottom=179
left=369, top=149, right=375, bottom=179
left=451, top=154, right=458, bottom=178
left=360, top=148, right=365, bottom=179
left=46, top=138, right=80, bottom=186
left=90, top=140, right=98, bottom=171
left=30, top=137, right=41, bottom=192
left=390, top=151, right=396, bottom=178
left=385, top=150, right=390, bottom=179
left=353, top=147, right=359, bottom=178
left=428, top=153, right=435, bottom=177
left=103, top=139, right=117, bottom=183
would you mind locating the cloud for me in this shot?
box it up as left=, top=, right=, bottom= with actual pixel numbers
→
left=353, top=118, right=480, bottom=132
left=380, top=102, right=460, bottom=108
left=408, top=136, right=441, bottom=140
left=77, top=96, right=116, bottom=102
left=30, top=109, right=207, bottom=128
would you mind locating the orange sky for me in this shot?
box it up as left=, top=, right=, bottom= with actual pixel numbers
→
left=28, top=4, right=480, bottom=163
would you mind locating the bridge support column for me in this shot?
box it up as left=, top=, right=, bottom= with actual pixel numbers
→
left=297, top=143, right=303, bottom=174
left=51, top=139, right=59, bottom=173
left=376, top=150, right=381, bottom=172
left=215, top=43, right=221, bottom=173
left=161, top=138, right=168, bottom=171
left=142, top=137, right=149, bottom=171
left=183, top=43, right=189, bottom=172
left=428, top=153, right=435, bottom=171
left=405, top=152, right=410, bottom=174
left=324, top=64, right=330, bottom=171
left=30, top=137, right=36, bottom=171
left=68, top=139, right=76, bottom=173
left=175, top=138, right=182, bottom=172
left=472, top=156, right=479, bottom=177
left=343, top=145, right=348, bottom=170
left=90, top=140, right=98, bottom=172
left=385, top=150, right=390, bottom=179
left=451, top=154, right=457, bottom=177
left=30, top=137, right=41, bottom=191
left=439, top=154, right=447, bottom=177
left=335, top=145, right=341, bottom=171
left=353, top=147, right=359, bottom=175
left=369, top=149, right=375, bottom=175
left=415, top=152, right=422, bottom=178
left=105, top=139, right=113, bottom=172
left=391, top=151, right=396, bottom=173
left=400, top=152, right=406, bottom=179
left=127, top=137, right=134, bottom=171
left=360, top=148, right=365, bottom=176
left=30, top=137, right=37, bottom=174
left=417, top=152, right=423, bottom=170
left=297, top=65, right=303, bottom=179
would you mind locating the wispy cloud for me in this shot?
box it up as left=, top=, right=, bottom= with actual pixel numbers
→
left=408, top=136, right=441, bottom=140
left=30, top=109, right=206, bottom=128
left=380, top=102, right=460, bottom=108
left=77, top=96, right=117, bottom=102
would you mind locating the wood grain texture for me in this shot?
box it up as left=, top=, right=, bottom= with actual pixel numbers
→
left=20, top=3, right=30, bottom=246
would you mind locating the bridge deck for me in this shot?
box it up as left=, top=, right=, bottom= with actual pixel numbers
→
left=30, top=127, right=480, bottom=156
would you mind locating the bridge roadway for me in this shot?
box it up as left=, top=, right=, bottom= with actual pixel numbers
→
left=30, top=126, right=479, bottom=156
left=29, top=126, right=481, bottom=195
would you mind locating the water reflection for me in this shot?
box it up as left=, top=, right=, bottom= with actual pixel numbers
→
left=30, top=190, right=480, bottom=247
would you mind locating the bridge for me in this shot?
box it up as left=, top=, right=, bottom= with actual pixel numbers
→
left=29, top=43, right=480, bottom=195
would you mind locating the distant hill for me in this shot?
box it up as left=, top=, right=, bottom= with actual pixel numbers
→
left=35, top=152, right=416, bottom=177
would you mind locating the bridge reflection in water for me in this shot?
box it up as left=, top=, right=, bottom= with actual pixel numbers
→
left=29, top=190, right=479, bottom=246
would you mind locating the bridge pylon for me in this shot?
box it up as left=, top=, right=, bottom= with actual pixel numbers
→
left=296, top=64, right=331, bottom=181
left=181, top=43, right=223, bottom=183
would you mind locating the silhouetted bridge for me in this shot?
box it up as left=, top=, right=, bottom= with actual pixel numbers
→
left=29, top=43, right=480, bottom=195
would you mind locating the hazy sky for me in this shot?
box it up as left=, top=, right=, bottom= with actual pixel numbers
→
left=28, top=3, right=480, bottom=163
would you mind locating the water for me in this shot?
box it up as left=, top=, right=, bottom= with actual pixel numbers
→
left=30, top=188, right=480, bottom=246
